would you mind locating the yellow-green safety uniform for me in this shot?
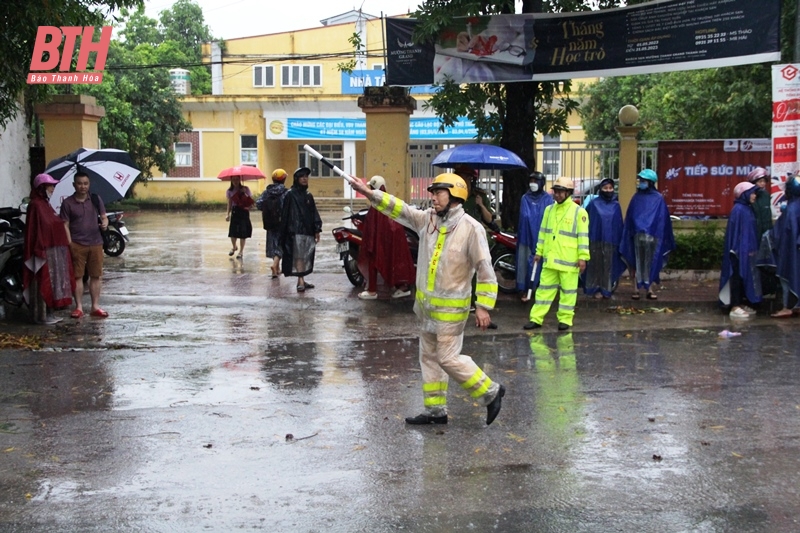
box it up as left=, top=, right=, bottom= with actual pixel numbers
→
left=529, top=200, right=590, bottom=327
left=370, top=190, right=500, bottom=416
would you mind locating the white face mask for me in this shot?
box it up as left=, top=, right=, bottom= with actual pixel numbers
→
left=529, top=183, right=539, bottom=193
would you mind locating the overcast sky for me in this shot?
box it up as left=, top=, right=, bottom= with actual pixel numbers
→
left=143, top=0, right=424, bottom=41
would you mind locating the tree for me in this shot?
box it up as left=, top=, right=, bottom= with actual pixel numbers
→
left=412, top=0, right=641, bottom=229
left=157, top=0, right=212, bottom=95
left=75, top=40, right=191, bottom=180
left=120, top=0, right=212, bottom=95
left=118, top=4, right=161, bottom=47
left=0, top=0, right=141, bottom=129
left=580, top=0, right=795, bottom=143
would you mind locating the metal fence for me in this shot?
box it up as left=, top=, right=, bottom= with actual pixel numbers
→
left=408, top=140, right=658, bottom=210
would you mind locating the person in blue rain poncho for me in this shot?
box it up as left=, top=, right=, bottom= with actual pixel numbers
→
left=620, top=169, right=675, bottom=300
left=516, top=171, right=553, bottom=301
left=719, top=182, right=762, bottom=318
left=768, top=175, right=800, bottom=318
left=582, top=178, right=626, bottom=299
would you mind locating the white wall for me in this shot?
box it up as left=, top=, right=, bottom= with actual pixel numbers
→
left=0, top=109, right=31, bottom=207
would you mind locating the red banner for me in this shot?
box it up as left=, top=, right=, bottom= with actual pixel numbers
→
left=658, top=140, right=771, bottom=217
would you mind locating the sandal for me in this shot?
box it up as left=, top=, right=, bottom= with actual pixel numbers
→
left=70, top=309, right=84, bottom=319
left=296, top=284, right=305, bottom=292
left=631, top=292, right=641, bottom=300
left=303, top=283, right=314, bottom=290
left=228, top=248, right=236, bottom=256
left=90, top=308, right=109, bottom=318
left=771, top=309, right=794, bottom=318
left=646, top=292, right=658, bottom=300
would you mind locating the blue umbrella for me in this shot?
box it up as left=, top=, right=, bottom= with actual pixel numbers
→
left=431, top=143, right=527, bottom=170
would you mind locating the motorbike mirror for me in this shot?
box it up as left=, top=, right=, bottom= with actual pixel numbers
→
left=0, top=219, right=10, bottom=232
left=19, top=199, right=29, bottom=213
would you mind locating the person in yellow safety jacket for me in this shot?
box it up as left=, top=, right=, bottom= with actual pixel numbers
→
left=523, top=177, right=590, bottom=331
left=348, top=173, right=505, bottom=426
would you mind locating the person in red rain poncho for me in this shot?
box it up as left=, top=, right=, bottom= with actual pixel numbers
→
left=357, top=176, right=415, bottom=300
left=23, top=173, right=75, bottom=324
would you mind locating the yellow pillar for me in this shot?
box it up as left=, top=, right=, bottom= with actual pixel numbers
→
left=616, top=125, right=642, bottom=217
left=35, top=94, right=105, bottom=163
left=357, top=87, right=416, bottom=200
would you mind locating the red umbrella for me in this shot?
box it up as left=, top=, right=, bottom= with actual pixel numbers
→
left=217, top=166, right=266, bottom=181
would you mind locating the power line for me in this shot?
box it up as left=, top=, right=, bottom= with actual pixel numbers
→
left=104, top=51, right=389, bottom=72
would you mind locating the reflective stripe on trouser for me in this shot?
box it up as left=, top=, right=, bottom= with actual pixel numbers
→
left=419, top=331, right=500, bottom=415
left=528, top=267, right=579, bottom=327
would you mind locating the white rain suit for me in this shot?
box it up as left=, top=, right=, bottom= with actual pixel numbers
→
left=369, top=190, right=500, bottom=415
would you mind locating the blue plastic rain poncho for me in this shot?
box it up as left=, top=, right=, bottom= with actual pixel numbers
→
left=620, top=185, right=675, bottom=290
left=771, top=189, right=800, bottom=306
left=581, top=181, right=625, bottom=297
left=516, top=188, right=554, bottom=293
left=719, top=186, right=762, bottom=306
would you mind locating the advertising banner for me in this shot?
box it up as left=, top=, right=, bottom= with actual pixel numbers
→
left=387, top=0, right=780, bottom=86
left=772, top=64, right=800, bottom=217
left=658, top=140, right=771, bottom=217
left=265, top=117, right=476, bottom=140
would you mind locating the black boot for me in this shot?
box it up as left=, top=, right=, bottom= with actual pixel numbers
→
left=405, top=413, right=448, bottom=425
left=486, top=385, right=506, bottom=425
left=523, top=321, right=541, bottom=330
left=558, top=322, right=570, bottom=331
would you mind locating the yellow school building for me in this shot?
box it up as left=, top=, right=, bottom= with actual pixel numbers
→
left=132, top=9, right=591, bottom=206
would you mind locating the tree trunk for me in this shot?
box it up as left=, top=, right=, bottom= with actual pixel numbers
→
left=498, top=0, right=542, bottom=231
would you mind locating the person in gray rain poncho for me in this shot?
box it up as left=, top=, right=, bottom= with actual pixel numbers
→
left=349, top=172, right=506, bottom=426
left=278, top=167, right=322, bottom=292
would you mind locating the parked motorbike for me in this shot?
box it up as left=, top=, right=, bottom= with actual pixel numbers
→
left=103, top=210, right=129, bottom=257
left=331, top=206, right=419, bottom=288
left=0, top=207, right=26, bottom=310
left=332, top=207, right=368, bottom=286
left=489, top=229, right=518, bottom=294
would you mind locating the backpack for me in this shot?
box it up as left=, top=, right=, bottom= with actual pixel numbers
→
left=261, top=186, right=285, bottom=230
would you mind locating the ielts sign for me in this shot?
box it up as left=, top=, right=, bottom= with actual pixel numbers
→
left=27, top=26, right=112, bottom=85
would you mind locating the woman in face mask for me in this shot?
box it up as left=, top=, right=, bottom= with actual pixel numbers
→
left=516, top=171, right=554, bottom=301
left=619, top=168, right=676, bottom=300
left=581, top=178, right=626, bottom=299
left=22, top=173, right=76, bottom=324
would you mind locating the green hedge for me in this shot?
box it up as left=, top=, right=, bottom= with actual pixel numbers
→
left=668, top=224, right=724, bottom=270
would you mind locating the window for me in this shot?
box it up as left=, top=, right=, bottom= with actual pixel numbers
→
left=174, top=142, right=192, bottom=167
left=542, top=134, right=561, bottom=179
left=241, top=135, right=258, bottom=166
left=281, top=64, right=322, bottom=87
left=371, top=63, right=384, bottom=71
left=298, top=144, right=342, bottom=177
left=253, top=65, right=274, bottom=87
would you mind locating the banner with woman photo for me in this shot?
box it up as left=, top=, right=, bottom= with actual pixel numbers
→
left=386, top=0, right=780, bottom=86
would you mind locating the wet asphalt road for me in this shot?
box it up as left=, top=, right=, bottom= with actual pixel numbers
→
left=1, top=210, right=799, bottom=532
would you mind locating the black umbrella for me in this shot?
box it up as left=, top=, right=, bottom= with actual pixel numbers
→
left=45, top=148, right=140, bottom=212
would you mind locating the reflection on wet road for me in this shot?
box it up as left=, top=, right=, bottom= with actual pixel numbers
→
left=0, top=211, right=798, bottom=532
